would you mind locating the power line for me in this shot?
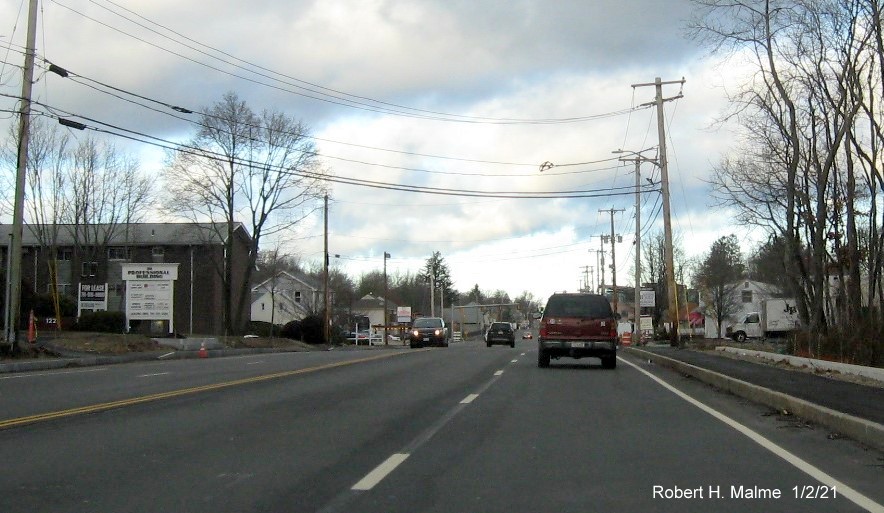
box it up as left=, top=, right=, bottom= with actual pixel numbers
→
left=7, top=93, right=662, bottom=200
left=51, top=0, right=650, bottom=125
left=37, top=58, right=628, bottom=175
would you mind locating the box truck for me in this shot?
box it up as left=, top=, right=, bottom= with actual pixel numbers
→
left=727, top=298, right=801, bottom=342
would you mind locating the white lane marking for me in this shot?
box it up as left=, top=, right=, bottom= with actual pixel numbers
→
left=520, top=352, right=526, bottom=356
left=246, top=361, right=264, bottom=365
left=0, top=367, right=107, bottom=380
left=510, top=359, right=518, bottom=363
left=136, top=372, right=170, bottom=378
left=158, top=352, right=176, bottom=359
left=460, top=393, right=480, bottom=404
left=619, top=356, right=883, bottom=513
left=494, top=370, right=504, bottom=376
left=351, top=453, right=409, bottom=491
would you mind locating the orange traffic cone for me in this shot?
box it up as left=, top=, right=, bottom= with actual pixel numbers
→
left=198, top=342, right=208, bottom=358
left=27, top=310, right=37, bottom=344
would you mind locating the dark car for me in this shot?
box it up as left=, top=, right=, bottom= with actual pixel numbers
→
left=537, top=293, right=618, bottom=369
left=485, top=322, right=515, bottom=348
left=408, top=317, right=449, bottom=348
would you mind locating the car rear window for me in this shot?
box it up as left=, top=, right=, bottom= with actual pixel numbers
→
left=543, top=294, right=612, bottom=319
left=490, top=322, right=511, bottom=331
left=414, top=318, right=442, bottom=328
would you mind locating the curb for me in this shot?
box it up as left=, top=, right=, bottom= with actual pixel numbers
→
left=625, top=346, right=884, bottom=453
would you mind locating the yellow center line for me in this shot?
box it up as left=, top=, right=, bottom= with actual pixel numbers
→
left=0, top=350, right=424, bottom=430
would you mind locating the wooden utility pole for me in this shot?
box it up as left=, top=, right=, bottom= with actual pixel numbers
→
left=632, top=77, right=684, bottom=346
left=4, top=0, right=38, bottom=351
left=323, top=194, right=330, bottom=345
left=599, top=208, right=624, bottom=314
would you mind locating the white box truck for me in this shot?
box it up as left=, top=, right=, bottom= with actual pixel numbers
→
left=727, top=298, right=801, bottom=342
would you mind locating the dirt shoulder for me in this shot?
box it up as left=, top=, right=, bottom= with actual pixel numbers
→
left=9, top=331, right=319, bottom=357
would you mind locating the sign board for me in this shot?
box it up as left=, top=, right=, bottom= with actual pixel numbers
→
left=396, top=306, right=412, bottom=323
left=640, top=289, right=656, bottom=308
left=640, top=315, right=654, bottom=331
left=122, top=263, right=179, bottom=333
left=78, top=282, right=108, bottom=315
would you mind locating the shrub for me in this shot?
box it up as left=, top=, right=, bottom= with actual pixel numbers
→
left=248, top=321, right=281, bottom=337
left=280, top=320, right=302, bottom=340
left=74, top=311, right=126, bottom=333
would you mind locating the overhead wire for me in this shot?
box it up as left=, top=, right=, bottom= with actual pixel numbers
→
left=51, top=0, right=649, bottom=125
left=36, top=57, right=626, bottom=176
left=5, top=93, right=661, bottom=200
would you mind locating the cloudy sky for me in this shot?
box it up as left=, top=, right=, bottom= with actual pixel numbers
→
left=1, top=0, right=758, bottom=303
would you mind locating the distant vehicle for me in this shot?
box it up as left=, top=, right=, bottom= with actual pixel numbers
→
left=486, top=322, right=515, bottom=348
left=537, top=293, right=618, bottom=369
left=407, top=317, right=449, bottom=348
left=522, top=331, right=533, bottom=339
left=727, top=298, right=801, bottom=342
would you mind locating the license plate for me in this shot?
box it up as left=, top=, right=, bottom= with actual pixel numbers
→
left=570, top=342, right=586, bottom=348
left=423, top=337, right=430, bottom=341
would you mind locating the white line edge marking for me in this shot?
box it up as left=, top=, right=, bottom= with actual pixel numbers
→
left=494, top=370, right=504, bottom=376
left=158, top=352, right=175, bottom=359
left=137, top=372, right=170, bottom=378
left=460, top=393, right=479, bottom=404
left=351, top=453, right=409, bottom=491
left=510, top=359, right=518, bottom=363
left=619, top=356, right=883, bottom=513
left=0, top=367, right=108, bottom=380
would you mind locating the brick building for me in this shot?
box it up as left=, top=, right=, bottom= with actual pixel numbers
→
left=0, top=222, right=252, bottom=335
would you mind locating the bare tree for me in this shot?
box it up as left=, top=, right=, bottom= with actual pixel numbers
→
left=164, top=92, right=326, bottom=334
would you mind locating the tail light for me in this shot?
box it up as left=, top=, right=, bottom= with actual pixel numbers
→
left=539, top=321, right=548, bottom=338
left=610, top=324, right=618, bottom=339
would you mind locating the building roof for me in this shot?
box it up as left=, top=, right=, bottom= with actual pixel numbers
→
left=252, top=270, right=321, bottom=293
left=353, top=294, right=396, bottom=310
left=0, top=222, right=251, bottom=247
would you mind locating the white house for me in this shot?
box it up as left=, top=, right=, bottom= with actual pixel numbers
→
left=702, top=279, right=782, bottom=338
left=250, top=271, right=321, bottom=326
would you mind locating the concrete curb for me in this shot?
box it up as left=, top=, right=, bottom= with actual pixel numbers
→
left=716, top=346, right=884, bottom=383
left=625, top=346, right=884, bottom=453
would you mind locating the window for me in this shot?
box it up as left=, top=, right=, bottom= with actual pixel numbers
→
left=108, top=247, right=129, bottom=260
left=48, top=283, right=71, bottom=296
left=261, top=303, right=265, bottom=311
left=741, top=290, right=753, bottom=303
left=81, top=261, right=98, bottom=277
left=56, top=248, right=73, bottom=261
left=295, top=291, right=302, bottom=303
left=151, top=246, right=165, bottom=257
left=746, top=313, right=760, bottom=323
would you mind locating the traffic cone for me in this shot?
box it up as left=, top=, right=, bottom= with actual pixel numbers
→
left=198, top=342, right=208, bottom=358
left=27, top=310, right=37, bottom=344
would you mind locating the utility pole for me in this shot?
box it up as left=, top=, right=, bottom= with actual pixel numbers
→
left=4, top=0, right=38, bottom=352
left=587, top=249, right=600, bottom=293
left=323, top=194, right=330, bottom=345
left=383, top=251, right=390, bottom=345
left=614, top=148, right=657, bottom=340
left=579, top=265, right=590, bottom=292
left=429, top=273, right=435, bottom=317
left=633, top=76, right=684, bottom=346
left=599, top=208, right=625, bottom=315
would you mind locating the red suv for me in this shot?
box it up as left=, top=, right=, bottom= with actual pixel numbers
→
left=537, top=293, right=618, bottom=369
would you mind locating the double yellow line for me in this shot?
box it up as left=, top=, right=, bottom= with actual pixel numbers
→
left=1, top=350, right=418, bottom=430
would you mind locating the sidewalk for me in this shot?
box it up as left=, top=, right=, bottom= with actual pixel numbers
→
left=625, top=345, right=884, bottom=451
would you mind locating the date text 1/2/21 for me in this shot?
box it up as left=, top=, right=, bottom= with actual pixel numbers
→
left=794, top=485, right=837, bottom=499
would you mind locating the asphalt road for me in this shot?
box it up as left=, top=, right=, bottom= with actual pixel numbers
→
left=1, top=337, right=882, bottom=513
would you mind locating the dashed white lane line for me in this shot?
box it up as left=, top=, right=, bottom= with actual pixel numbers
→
left=246, top=361, right=265, bottom=365
left=136, top=372, right=170, bottom=378
left=510, top=359, right=518, bottom=363
left=351, top=453, right=410, bottom=491
left=494, top=370, right=504, bottom=376
left=460, top=393, right=479, bottom=404
left=619, top=356, right=883, bottom=513
left=520, top=352, right=526, bottom=356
